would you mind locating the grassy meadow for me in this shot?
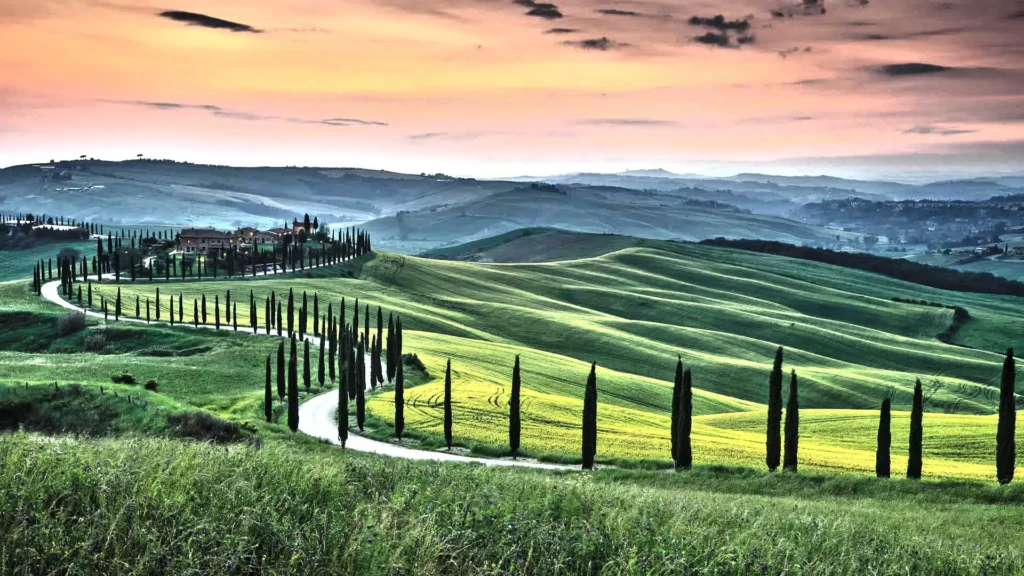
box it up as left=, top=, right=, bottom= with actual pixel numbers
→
left=4, top=432, right=1024, bottom=575
left=66, top=234, right=1023, bottom=478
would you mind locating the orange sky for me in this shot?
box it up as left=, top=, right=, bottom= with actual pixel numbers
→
left=1, top=0, right=1022, bottom=179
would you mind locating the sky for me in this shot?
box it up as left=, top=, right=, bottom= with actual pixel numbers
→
left=1, top=0, right=1022, bottom=181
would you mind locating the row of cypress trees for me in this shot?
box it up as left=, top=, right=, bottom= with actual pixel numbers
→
left=413, top=347, right=1016, bottom=479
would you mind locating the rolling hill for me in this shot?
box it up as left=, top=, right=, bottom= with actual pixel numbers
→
left=71, top=230, right=1022, bottom=477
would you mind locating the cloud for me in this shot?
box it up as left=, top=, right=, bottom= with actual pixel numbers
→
left=877, top=63, right=953, bottom=76
left=100, top=100, right=387, bottom=127
left=903, top=124, right=976, bottom=136
left=770, top=0, right=826, bottom=18
left=596, top=8, right=641, bottom=17
left=157, top=10, right=263, bottom=33
left=407, top=131, right=488, bottom=141
left=688, top=15, right=750, bottom=32
left=514, top=0, right=563, bottom=19
left=576, top=118, right=677, bottom=126
left=688, top=14, right=753, bottom=47
left=562, top=37, right=630, bottom=50
left=545, top=27, right=579, bottom=33
left=693, top=31, right=754, bottom=48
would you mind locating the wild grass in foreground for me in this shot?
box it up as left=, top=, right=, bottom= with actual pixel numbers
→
left=2, top=433, right=1024, bottom=575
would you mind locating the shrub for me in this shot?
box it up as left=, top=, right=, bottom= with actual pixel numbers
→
left=57, top=311, right=86, bottom=337
left=144, top=380, right=159, bottom=392
left=110, top=374, right=137, bottom=385
left=403, top=353, right=428, bottom=375
left=167, top=412, right=249, bottom=444
left=83, top=332, right=106, bottom=352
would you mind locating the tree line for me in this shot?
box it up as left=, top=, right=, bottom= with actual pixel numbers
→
left=411, top=346, right=1016, bottom=482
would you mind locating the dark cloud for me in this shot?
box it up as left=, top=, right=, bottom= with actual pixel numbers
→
left=101, top=100, right=387, bottom=127
left=562, top=37, right=629, bottom=50
left=903, top=124, right=976, bottom=136
left=596, top=8, right=641, bottom=17
left=693, top=31, right=754, bottom=48
left=545, top=27, right=579, bottom=33
left=407, top=131, right=487, bottom=141
left=514, top=0, right=563, bottom=19
left=688, top=15, right=750, bottom=32
left=576, top=118, right=676, bottom=126
left=777, top=46, right=813, bottom=58
left=157, top=10, right=263, bottom=33
left=854, top=28, right=966, bottom=42
left=878, top=63, right=953, bottom=76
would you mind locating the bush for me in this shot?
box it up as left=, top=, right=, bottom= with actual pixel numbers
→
left=144, top=380, right=159, bottom=392
left=110, top=374, right=137, bottom=385
left=83, top=332, right=106, bottom=352
left=403, top=353, right=428, bottom=375
left=167, top=412, right=249, bottom=444
left=57, top=311, right=86, bottom=337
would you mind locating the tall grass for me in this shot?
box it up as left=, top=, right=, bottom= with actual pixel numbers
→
left=2, top=433, right=1023, bottom=575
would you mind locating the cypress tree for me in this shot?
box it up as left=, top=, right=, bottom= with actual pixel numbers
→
left=233, top=303, right=237, bottom=331
left=214, top=295, right=220, bottom=329
left=201, top=294, right=207, bottom=324
left=251, top=293, right=258, bottom=334
left=288, top=336, right=299, bottom=432
left=287, top=288, right=294, bottom=337
left=386, top=314, right=396, bottom=382
left=225, top=290, right=231, bottom=324
left=145, top=298, right=150, bottom=323
left=276, top=302, right=282, bottom=337
left=115, top=287, right=121, bottom=320
left=338, top=364, right=349, bottom=447
left=356, top=338, right=366, bottom=431
left=395, top=358, right=405, bottom=439
left=582, top=362, right=598, bottom=470
left=264, top=297, right=271, bottom=334
left=193, top=299, right=198, bottom=328
left=876, top=397, right=891, bottom=478
left=675, top=367, right=693, bottom=470
left=318, top=335, right=326, bottom=388
left=135, top=295, right=140, bottom=318
left=277, top=340, right=286, bottom=400
left=303, top=339, right=311, bottom=393
left=509, top=355, right=521, bottom=459
left=444, top=359, right=453, bottom=450
left=328, top=323, right=337, bottom=383
left=907, top=378, right=924, bottom=480
left=783, top=370, right=799, bottom=472
left=265, top=355, right=273, bottom=422
left=313, top=293, right=319, bottom=337
left=155, top=287, right=160, bottom=320
left=997, top=348, right=1016, bottom=485
left=766, top=346, right=784, bottom=472
left=671, top=357, right=683, bottom=462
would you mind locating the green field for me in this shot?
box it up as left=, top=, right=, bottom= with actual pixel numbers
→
left=63, top=232, right=1022, bottom=478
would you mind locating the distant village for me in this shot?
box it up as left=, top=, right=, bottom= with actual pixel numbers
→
left=178, top=218, right=321, bottom=255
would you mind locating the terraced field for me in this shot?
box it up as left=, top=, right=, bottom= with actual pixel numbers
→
left=75, top=232, right=1022, bottom=477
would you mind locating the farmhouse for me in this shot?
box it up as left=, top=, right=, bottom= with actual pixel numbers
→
left=178, top=228, right=237, bottom=254
left=234, top=227, right=276, bottom=245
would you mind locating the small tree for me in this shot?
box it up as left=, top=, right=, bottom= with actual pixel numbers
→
left=356, top=338, right=366, bottom=431
left=907, top=378, right=924, bottom=480
left=288, top=336, right=299, bottom=432
left=876, top=397, right=891, bottom=478
left=582, top=362, right=598, bottom=470
left=303, top=339, right=311, bottom=393
left=675, top=368, right=692, bottom=470
left=766, top=346, right=784, bottom=472
left=395, top=359, right=405, bottom=440
left=509, top=355, right=521, bottom=459
left=783, top=370, right=799, bottom=472
left=318, top=335, right=326, bottom=388
left=277, top=340, right=286, bottom=400
left=671, top=357, right=682, bottom=462
left=264, top=354, right=273, bottom=423
left=997, top=348, right=1016, bottom=485
left=338, top=364, right=349, bottom=447
left=444, top=359, right=453, bottom=450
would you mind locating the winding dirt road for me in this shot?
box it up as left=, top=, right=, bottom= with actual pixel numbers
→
left=40, top=276, right=570, bottom=470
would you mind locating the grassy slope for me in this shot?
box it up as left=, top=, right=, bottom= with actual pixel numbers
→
left=76, top=237, right=1022, bottom=477
left=0, top=239, right=94, bottom=282
left=3, top=433, right=1024, bottom=575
